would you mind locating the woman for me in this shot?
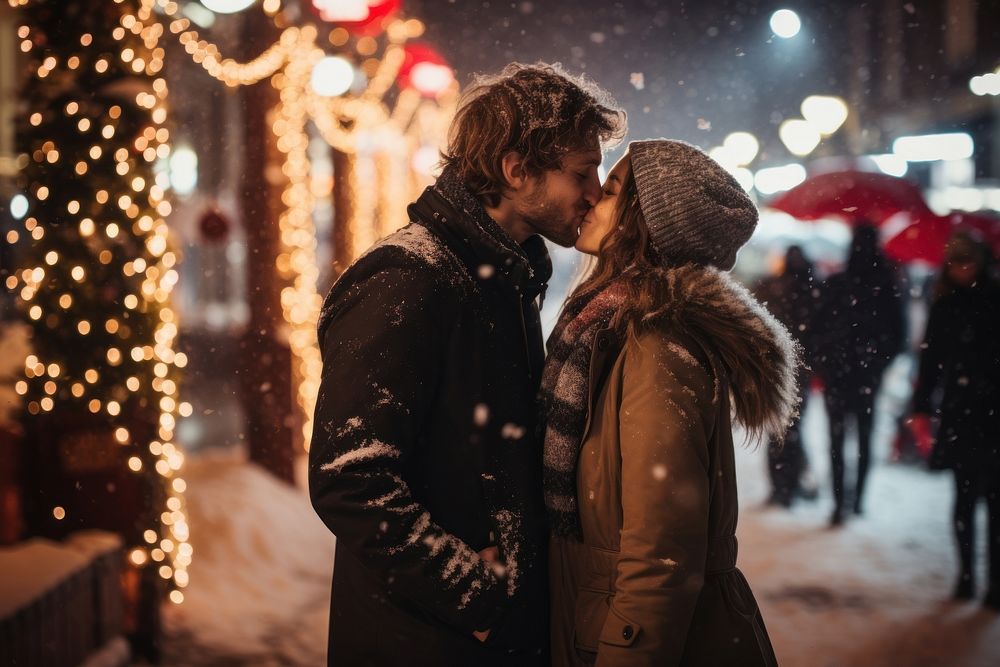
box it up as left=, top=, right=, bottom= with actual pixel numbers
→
left=910, top=230, right=1000, bottom=609
left=812, top=224, right=905, bottom=525
left=542, top=140, right=800, bottom=666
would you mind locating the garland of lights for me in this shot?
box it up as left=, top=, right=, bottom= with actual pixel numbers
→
left=9, top=0, right=457, bottom=610
left=10, top=0, right=191, bottom=604
left=156, top=1, right=457, bottom=450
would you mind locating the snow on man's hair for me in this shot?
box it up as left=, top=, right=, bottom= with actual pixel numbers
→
left=440, top=62, right=627, bottom=208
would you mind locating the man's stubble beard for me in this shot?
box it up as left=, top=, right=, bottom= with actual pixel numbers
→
left=517, top=187, right=578, bottom=248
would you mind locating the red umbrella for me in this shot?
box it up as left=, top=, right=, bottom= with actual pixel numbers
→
left=882, top=212, right=952, bottom=266
left=768, top=170, right=932, bottom=223
left=883, top=210, right=1000, bottom=266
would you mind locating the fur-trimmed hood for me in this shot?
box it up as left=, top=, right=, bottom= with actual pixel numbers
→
left=626, top=264, right=803, bottom=442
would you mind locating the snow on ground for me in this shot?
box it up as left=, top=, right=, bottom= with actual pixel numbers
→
left=158, top=385, right=1000, bottom=666
left=159, top=449, right=334, bottom=667
left=738, top=385, right=1000, bottom=667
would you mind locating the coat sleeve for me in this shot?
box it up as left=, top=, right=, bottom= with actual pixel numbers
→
left=880, top=280, right=907, bottom=359
left=597, top=333, right=714, bottom=667
left=308, top=257, right=509, bottom=635
left=912, top=299, right=946, bottom=415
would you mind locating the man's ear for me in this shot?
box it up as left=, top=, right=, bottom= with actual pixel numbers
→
left=500, top=151, right=528, bottom=191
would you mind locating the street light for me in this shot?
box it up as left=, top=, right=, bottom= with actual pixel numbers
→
left=723, top=132, right=760, bottom=166
left=9, top=194, right=29, bottom=219
left=397, top=43, right=453, bottom=97
left=754, top=163, right=807, bottom=195
left=199, top=0, right=257, bottom=13
left=866, top=154, right=908, bottom=177
left=411, top=146, right=439, bottom=176
left=409, top=63, right=453, bottom=97
left=892, top=133, right=974, bottom=162
left=779, top=119, right=821, bottom=156
left=969, top=71, right=1000, bottom=96
left=800, top=95, right=848, bottom=135
left=311, top=0, right=370, bottom=21
left=168, top=146, right=199, bottom=196
left=309, top=0, right=402, bottom=33
left=770, top=9, right=801, bottom=39
left=310, top=56, right=356, bottom=97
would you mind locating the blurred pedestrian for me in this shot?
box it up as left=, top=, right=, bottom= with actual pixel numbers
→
left=813, top=224, right=906, bottom=526
left=909, top=230, right=1000, bottom=609
left=755, top=245, right=820, bottom=508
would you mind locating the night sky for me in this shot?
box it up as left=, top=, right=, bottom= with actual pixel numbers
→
left=415, top=0, right=848, bottom=163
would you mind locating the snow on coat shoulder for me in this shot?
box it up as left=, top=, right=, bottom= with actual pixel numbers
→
left=318, top=222, right=474, bottom=337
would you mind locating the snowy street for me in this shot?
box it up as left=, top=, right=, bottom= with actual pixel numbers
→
left=737, top=387, right=1000, bottom=667
left=160, top=378, right=1000, bottom=667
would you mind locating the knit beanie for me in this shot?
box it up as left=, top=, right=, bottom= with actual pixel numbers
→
left=629, top=139, right=758, bottom=271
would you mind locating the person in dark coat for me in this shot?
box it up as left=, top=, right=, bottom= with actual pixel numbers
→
left=813, top=224, right=905, bottom=526
left=910, top=230, right=1000, bottom=609
left=755, top=245, right=820, bottom=508
left=308, top=63, right=625, bottom=666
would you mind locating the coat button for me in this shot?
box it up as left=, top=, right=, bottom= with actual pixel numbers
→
left=597, top=336, right=608, bottom=351
left=622, top=625, right=634, bottom=640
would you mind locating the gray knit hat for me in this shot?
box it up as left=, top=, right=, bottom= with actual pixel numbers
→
left=629, top=139, right=758, bottom=271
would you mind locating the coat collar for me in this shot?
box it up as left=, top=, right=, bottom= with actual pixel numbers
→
left=580, top=327, right=623, bottom=444
left=407, top=168, right=552, bottom=302
left=582, top=266, right=802, bottom=444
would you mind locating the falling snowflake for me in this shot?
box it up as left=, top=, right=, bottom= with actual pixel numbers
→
left=697, top=118, right=712, bottom=131
left=474, top=403, right=490, bottom=426
left=501, top=423, right=526, bottom=440
left=630, top=72, right=645, bottom=90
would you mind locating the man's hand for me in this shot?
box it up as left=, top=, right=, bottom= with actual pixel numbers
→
left=478, top=546, right=499, bottom=563
left=473, top=546, right=500, bottom=642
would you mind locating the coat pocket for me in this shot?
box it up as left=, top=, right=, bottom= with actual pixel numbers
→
left=573, top=586, right=612, bottom=654
left=573, top=545, right=619, bottom=653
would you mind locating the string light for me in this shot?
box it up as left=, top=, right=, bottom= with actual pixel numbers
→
left=12, top=0, right=191, bottom=600
left=154, top=3, right=456, bottom=449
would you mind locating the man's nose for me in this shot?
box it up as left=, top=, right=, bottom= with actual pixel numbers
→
left=583, top=175, right=602, bottom=206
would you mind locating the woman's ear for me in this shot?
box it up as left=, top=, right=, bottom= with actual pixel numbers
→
left=500, top=151, right=528, bottom=191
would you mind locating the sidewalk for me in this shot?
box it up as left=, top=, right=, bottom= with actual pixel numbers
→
left=738, top=388, right=1000, bottom=667
left=157, top=390, right=1000, bottom=666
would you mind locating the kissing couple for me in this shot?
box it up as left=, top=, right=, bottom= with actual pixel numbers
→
left=309, top=62, right=798, bottom=667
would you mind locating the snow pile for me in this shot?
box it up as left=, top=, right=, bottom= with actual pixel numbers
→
left=162, top=449, right=334, bottom=667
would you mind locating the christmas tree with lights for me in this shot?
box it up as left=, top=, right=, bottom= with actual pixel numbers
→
left=10, top=0, right=191, bottom=650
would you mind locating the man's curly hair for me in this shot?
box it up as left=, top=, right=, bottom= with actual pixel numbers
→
left=440, top=62, right=627, bottom=207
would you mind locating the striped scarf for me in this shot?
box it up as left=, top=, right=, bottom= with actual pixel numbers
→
left=540, top=281, right=625, bottom=538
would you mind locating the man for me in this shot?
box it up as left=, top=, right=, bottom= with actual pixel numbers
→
left=309, top=63, right=625, bottom=666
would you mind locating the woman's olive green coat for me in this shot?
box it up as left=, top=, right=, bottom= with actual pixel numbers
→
left=550, top=265, right=799, bottom=667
